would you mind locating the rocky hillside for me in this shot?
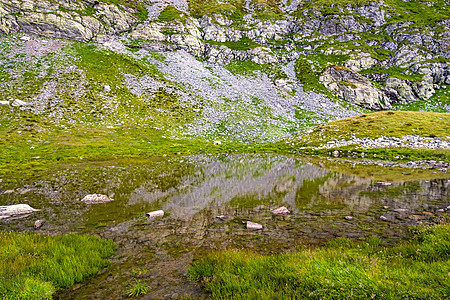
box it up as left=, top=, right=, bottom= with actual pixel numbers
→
left=1, top=0, right=449, bottom=111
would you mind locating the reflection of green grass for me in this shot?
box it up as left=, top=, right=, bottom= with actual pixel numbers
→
left=0, top=232, right=115, bottom=299
left=189, top=223, right=450, bottom=299
left=359, top=183, right=422, bottom=198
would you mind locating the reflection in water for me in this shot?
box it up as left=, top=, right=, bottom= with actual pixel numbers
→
left=0, top=154, right=449, bottom=299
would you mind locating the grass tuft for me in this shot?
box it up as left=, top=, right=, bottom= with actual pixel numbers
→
left=0, top=232, right=115, bottom=299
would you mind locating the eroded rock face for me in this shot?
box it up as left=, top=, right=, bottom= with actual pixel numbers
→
left=320, top=66, right=391, bottom=110
left=0, top=0, right=137, bottom=41
left=0, top=0, right=448, bottom=110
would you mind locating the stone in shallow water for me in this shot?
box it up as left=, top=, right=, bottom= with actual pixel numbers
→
left=34, top=219, right=45, bottom=230
left=11, top=99, right=28, bottom=107
left=146, top=210, right=164, bottom=219
left=0, top=204, right=39, bottom=220
left=247, top=221, right=263, bottom=230
left=81, top=194, right=114, bottom=204
left=271, top=206, right=290, bottom=216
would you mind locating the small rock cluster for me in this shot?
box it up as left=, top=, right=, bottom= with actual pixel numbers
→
left=322, top=135, right=449, bottom=150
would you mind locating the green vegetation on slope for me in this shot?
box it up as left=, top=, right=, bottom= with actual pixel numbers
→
left=282, top=111, right=450, bottom=161
left=189, top=224, right=450, bottom=299
left=0, top=232, right=115, bottom=299
left=290, top=111, right=450, bottom=146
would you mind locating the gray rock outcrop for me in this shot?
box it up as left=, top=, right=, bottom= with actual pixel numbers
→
left=0, top=0, right=449, bottom=110
left=320, top=66, right=391, bottom=110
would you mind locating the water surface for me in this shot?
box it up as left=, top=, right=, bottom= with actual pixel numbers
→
left=1, top=154, right=448, bottom=299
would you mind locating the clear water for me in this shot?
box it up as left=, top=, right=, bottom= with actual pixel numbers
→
left=1, top=154, right=448, bottom=299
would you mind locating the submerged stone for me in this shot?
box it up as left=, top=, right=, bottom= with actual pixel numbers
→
left=146, top=210, right=164, bottom=219
left=34, top=219, right=45, bottom=230
left=81, top=194, right=114, bottom=204
left=247, top=221, right=263, bottom=230
left=271, top=206, right=290, bottom=216
left=0, top=204, right=39, bottom=220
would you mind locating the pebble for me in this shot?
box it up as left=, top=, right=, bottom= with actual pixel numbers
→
left=321, top=135, right=450, bottom=151
left=380, top=216, right=388, bottom=221
left=344, top=216, right=353, bottom=221
left=34, top=219, right=45, bottom=230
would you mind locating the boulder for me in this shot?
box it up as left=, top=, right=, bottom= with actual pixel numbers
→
left=320, top=65, right=390, bottom=110
left=81, top=194, right=114, bottom=204
left=0, top=204, right=39, bottom=220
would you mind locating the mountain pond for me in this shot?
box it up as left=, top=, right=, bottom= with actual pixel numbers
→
left=1, top=154, right=449, bottom=299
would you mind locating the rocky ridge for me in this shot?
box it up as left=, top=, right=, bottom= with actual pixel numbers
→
left=1, top=0, right=449, bottom=110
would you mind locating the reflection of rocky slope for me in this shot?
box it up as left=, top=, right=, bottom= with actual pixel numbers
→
left=129, top=155, right=330, bottom=219
left=1, top=0, right=449, bottom=111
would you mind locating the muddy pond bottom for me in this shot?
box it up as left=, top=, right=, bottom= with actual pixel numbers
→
left=1, top=154, right=449, bottom=299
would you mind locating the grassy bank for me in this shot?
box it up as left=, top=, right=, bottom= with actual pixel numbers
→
left=189, top=224, right=450, bottom=299
left=0, top=232, right=115, bottom=299
left=281, top=111, right=450, bottom=161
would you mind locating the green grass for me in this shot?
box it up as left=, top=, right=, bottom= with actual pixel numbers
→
left=158, top=5, right=184, bottom=22
left=289, top=111, right=450, bottom=146
left=206, top=36, right=261, bottom=51
left=189, top=223, right=450, bottom=299
left=0, top=232, right=115, bottom=299
left=281, top=111, right=450, bottom=161
left=225, top=60, right=288, bottom=80
left=126, top=279, right=150, bottom=297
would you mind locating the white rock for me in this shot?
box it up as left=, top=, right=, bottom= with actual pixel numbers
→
left=81, top=194, right=114, bottom=204
left=271, top=206, right=290, bottom=216
left=344, top=216, right=353, bottom=221
left=247, top=221, right=263, bottom=230
left=146, top=210, right=164, bottom=219
left=0, top=204, right=39, bottom=220
left=11, top=99, right=28, bottom=107
left=0, top=100, right=9, bottom=105
left=104, top=85, right=111, bottom=92
left=380, top=216, right=388, bottom=221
